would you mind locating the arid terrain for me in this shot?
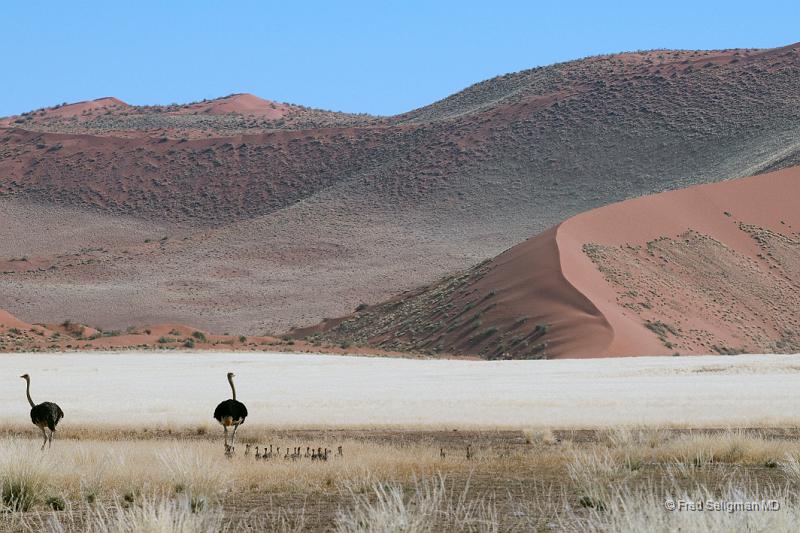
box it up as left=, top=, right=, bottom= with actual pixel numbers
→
left=2, top=43, right=800, bottom=347
left=4, top=2, right=800, bottom=527
left=5, top=427, right=800, bottom=532
left=2, top=352, right=800, bottom=531
left=3, top=352, right=800, bottom=428
left=305, top=166, right=800, bottom=358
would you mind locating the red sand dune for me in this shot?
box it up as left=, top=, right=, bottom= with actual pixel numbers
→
left=0, top=308, right=32, bottom=330
left=0, top=307, right=414, bottom=356
left=175, top=93, right=290, bottom=119
left=558, top=165, right=800, bottom=356
left=48, top=97, right=128, bottom=118
left=0, top=97, right=128, bottom=126
left=302, top=166, right=800, bottom=358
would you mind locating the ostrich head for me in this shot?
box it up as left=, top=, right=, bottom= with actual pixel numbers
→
left=20, top=374, right=30, bottom=381
left=227, top=372, right=235, bottom=380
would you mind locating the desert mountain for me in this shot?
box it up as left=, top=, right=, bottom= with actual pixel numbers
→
left=1, top=44, right=799, bottom=336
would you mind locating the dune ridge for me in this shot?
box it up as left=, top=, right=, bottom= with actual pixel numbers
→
left=558, top=165, right=800, bottom=356
left=302, top=166, right=800, bottom=358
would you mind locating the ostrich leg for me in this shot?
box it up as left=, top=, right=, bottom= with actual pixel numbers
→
left=39, top=427, right=47, bottom=451
left=230, top=424, right=239, bottom=451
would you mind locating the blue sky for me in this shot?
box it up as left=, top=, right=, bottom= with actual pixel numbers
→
left=3, top=1, right=798, bottom=117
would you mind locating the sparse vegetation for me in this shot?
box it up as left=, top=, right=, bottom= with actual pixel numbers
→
left=0, top=427, right=798, bottom=530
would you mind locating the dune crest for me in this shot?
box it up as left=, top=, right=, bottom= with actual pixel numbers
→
left=558, top=165, right=800, bottom=356
left=301, top=166, right=800, bottom=358
left=177, top=93, right=291, bottom=119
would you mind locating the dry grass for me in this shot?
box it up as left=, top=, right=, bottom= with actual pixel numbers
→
left=522, top=427, right=558, bottom=445
left=562, top=479, right=800, bottom=532
left=36, top=495, right=226, bottom=533
left=621, top=428, right=794, bottom=467
left=2, top=427, right=800, bottom=531
left=0, top=437, right=497, bottom=506
left=334, top=476, right=499, bottom=533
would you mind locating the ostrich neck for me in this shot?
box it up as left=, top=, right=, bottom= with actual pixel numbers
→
left=228, top=376, right=237, bottom=401
left=25, top=379, right=35, bottom=408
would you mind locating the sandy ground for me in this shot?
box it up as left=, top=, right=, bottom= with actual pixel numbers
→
left=561, top=164, right=800, bottom=356
left=313, top=165, right=800, bottom=358
left=2, top=352, right=800, bottom=430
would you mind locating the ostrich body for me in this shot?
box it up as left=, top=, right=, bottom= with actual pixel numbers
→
left=213, top=372, right=248, bottom=455
left=20, top=374, right=64, bottom=450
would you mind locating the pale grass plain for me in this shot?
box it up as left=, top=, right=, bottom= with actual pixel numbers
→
left=5, top=428, right=800, bottom=531
left=2, top=351, right=800, bottom=531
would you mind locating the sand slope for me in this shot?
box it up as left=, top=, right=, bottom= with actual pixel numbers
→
left=176, top=93, right=290, bottom=118
left=2, top=44, right=800, bottom=336
left=565, top=165, right=800, bottom=356
left=305, top=166, right=799, bottom=358
left=291, top=226, right=615, bottom=358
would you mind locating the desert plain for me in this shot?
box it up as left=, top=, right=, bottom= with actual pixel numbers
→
left=0, top=352, right=800, bottom=531
left=0, top=39, right=799, bottom=532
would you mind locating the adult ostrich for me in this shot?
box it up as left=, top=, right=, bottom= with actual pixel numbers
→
left=213, top=372, right=248, bottom=455
left=20, top=374, right=64, bottom=450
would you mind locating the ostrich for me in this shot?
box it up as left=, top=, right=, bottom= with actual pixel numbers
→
left=20, top=374, right=64, bottom=450
left=213, top=372, right=248, bottom=455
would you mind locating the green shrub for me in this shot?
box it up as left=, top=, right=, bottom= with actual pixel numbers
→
left=1, top=477, right=38, bottom=511
left=46, top=495, right=66, bottom=511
